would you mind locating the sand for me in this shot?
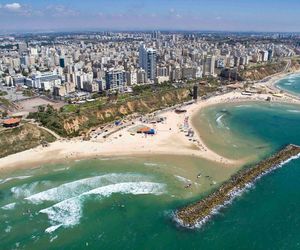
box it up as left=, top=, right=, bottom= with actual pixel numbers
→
left=1, top=71, right=300, bottom=172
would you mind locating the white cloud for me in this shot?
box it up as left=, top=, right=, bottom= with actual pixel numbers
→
left=4, top=2, right=21, bottom=11
left=46, top=5, right=79, bottom=17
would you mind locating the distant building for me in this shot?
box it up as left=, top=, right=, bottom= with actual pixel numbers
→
left=260, top=50, right=269, bottom=62
left=20, top=56, right=29, bottom=66
left=139, top=44, right=157, bottom=81
left=18, top=42, right=27, bottom=55
left=26, top=72, right=61, bottom=90
left=59, top=58, right=65, bottom=68
left=53, top=82, right=75, bottom=97
left=126, top=70, right=137, bottom=85
left=137, top=68, right=147, bottom=84
left=268, top=49, right=273, bottom=61
left=13, top=75, right=25, bottom=86
left=203, top=55, right=216, bottom=77
left=105, top=69, right=127, bottom=91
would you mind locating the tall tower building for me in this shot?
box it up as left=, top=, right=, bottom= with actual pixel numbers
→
left=139, top=44, right=157, bottom=81
left=203, top=55, right=216, bottom=77
left=105, top=69, right=127, bottom=91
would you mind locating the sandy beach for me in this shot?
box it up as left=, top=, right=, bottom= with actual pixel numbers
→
left=1, top=71, right=300, bottom=172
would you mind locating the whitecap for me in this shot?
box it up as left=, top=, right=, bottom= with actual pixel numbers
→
left=53, top=167, right=69, bottom=172
left=287, top=109, right=300, bottom=113
left=215, top=113, right=225, bottom=128
left=40, top=181, right=166, bottom=233
left=144, top=162, right=159, bottom=167
left=235, top=105, right=253, bottom=108
left=0, top=175, right=32, bottom=184
left=174, top=175, right=192, bottom=184
left=26, top=173, right=148, bottom=204
left=11, top=182, right=40, bottom=198
left=5, top=225, right=12, bottom=233
left=50, top=235, right=58, bottom=242
left=46, top=225, right=63, bottom=234
left=1, top=202, right=16, bottom=210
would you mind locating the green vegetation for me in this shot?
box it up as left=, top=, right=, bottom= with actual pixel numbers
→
left=27, top=79, right=234, bottom=138
left=0, top=97, right=14, bottom=111
left=0, top=90, right=8, bottom=96
left=28, top=105, right=68, bottom=136
left=22, top=89, right=35, bottom=97
left=0, top=123, right=56, bottom=158
left=28, top=86, right=193, bottom=137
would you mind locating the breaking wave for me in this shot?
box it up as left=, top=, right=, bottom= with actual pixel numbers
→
left=144, top=162, right=159, bottom=167
left=1, top=202, right=16, bottom=210
left=0, top=175, right=32, bottom=185
left=25, top=173, right=149, bottom=204
left=40, top=181, right=166, bottom=233
left=216, top=113, right=225, bottom=128
left=235, top=105, right=253, bottom=108
left=11, top=181, right=52, bottom=199
left=174, top=175, right=192, bottom=184
left=287, top=109, right=300, bottom=113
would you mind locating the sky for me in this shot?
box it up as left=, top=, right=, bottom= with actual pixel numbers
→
left=0, top=0, right=300, bottom=32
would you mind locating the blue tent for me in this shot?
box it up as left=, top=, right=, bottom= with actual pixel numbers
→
left=146, top=129, right=156, bottom=135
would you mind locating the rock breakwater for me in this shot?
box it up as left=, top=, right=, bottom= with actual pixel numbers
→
left=176, top=144, right=300, bottom=228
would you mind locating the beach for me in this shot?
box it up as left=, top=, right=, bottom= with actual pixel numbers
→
left=3, top=72, right=300, bottom=250
left=1, top=71, right=300, bottom=172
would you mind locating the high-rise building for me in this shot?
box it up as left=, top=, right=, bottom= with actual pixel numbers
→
left=18, top=42, right=27, bottom=55
left=203, top=55, right=215, bottom=77
left=59, top=58, right=65, bottom=68
left=20, top=56, right=29, bottom=66
left=105, top=69, right=127, bottom=91
left=139, top=44, right=157, bottom=81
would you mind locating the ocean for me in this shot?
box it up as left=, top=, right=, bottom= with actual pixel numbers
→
left=276, top=73, right=300, bottom=96
left=1, top=100, right=300, bottom=249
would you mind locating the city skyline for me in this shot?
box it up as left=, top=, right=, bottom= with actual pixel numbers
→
left=0, top=0, right=300, bottom=33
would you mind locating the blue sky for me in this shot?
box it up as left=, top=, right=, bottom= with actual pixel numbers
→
left=0, top=0, right=300, bottom=32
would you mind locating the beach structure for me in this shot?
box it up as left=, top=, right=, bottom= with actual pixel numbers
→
left=175, top=109, right=187, bottom=114
left=2, top=118, right=21, bottom=127
left=137, top=126, right=156, bottom=135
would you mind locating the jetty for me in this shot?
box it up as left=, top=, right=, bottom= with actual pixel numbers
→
left=176, top=144, right=300, bottom=228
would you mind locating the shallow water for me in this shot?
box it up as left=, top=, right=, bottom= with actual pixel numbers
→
left=276, top=73, right=300, bottom=96
left=1, top=102, right=300, bottom=249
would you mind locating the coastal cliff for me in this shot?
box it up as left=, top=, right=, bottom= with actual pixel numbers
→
left=176, top=144, right=300, bottom=228
left=240, top=59, right=300, bottom=81
left=29, top=88, right=191, bottom=137
left=0, top=123, right=56, bottom=158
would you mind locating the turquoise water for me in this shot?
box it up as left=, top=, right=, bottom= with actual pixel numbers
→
left=1, top=102, right=300, bottom=249
left=276, top=73, right=300, bottom=96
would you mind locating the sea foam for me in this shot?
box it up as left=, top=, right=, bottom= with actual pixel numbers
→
left=40, top=181, right=166, bottom=233
left=25, top=173, right=149, bottom=204
left=1, top=202, right=16, bottom=210
left=216, top=113, right=225, bottom=128
left=174, top=175, right=192, bottom=184
left=0, top=175, right=32, bottom=185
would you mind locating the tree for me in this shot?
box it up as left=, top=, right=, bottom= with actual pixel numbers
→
left=2, top=110, right=8, bottom=118
left=38, top=105, right=45, bottom=113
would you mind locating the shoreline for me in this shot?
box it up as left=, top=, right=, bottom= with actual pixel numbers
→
left=175, top=144, right=300, bottom=228
left=1, top=71, right=300, bottom=172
